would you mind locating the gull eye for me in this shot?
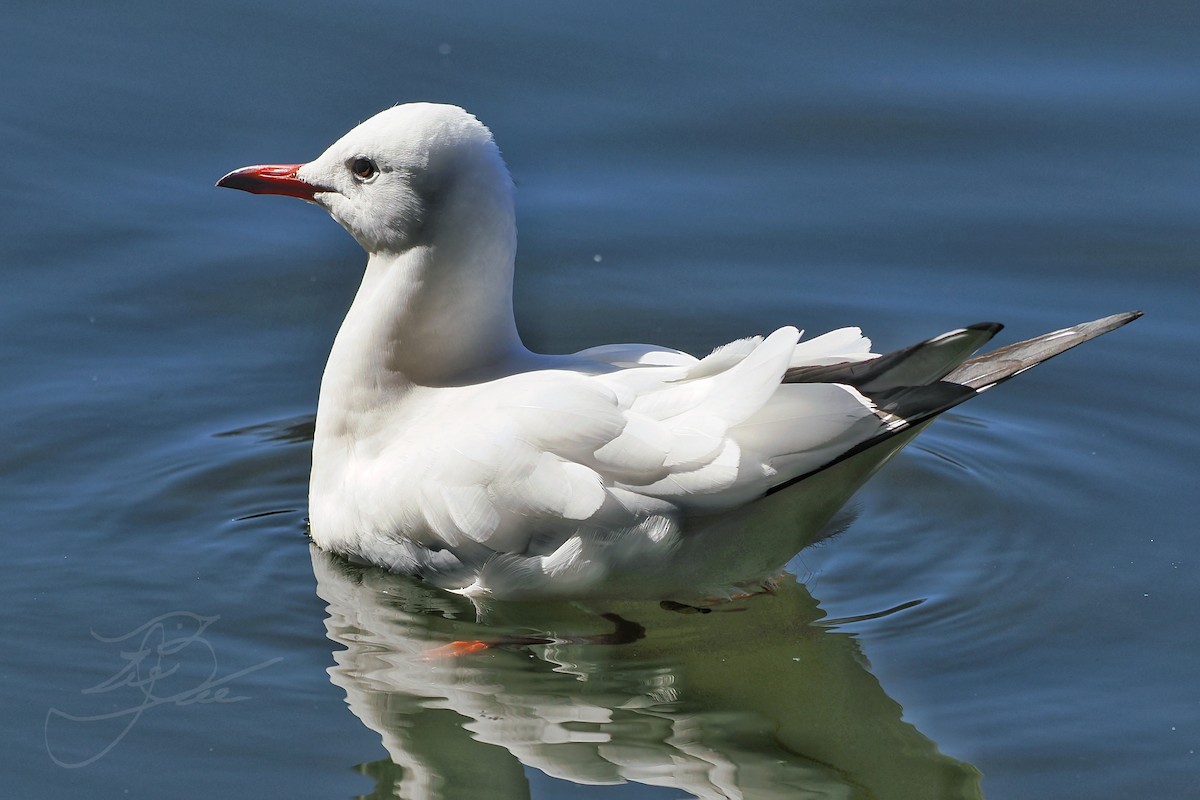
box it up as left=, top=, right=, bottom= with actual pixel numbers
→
left=350, top=156, right=378, bottom=181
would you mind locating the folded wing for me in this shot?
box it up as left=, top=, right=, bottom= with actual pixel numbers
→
left=374, top=313, right=1139, bottom=567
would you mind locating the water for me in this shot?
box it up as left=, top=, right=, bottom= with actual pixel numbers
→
left=4, top=2, right=1197, bottom=797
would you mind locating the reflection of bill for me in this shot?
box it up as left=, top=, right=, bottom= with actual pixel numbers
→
left=44, top=611, right=282, bottom=769
left=313, top=547, right=982, bottom=800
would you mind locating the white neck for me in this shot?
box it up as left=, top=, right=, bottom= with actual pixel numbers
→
left=314, top=166, right=528, bottom=428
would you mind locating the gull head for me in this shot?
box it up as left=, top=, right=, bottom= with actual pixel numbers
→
left=217, top=103, right=514, bottom=255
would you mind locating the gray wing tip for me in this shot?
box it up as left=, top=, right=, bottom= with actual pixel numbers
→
left=1097, top=309, right=1142, bottom=324
left=945, top=310, right=1142, bottom=391
left=1069, top=310, right=1143, bottom=338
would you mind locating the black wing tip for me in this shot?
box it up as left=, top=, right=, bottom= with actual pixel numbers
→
left=965, top=321, right=1005, bottom=335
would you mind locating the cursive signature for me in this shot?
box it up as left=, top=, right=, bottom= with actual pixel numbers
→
left=45, top=611, right=283, bottom=768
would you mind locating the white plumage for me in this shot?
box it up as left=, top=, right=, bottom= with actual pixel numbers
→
left=217, top=103, right=1139, bottom=600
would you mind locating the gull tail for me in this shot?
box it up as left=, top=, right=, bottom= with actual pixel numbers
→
left=677, top=311, right=1141, bottom=598
left=769, top=310, right=1142, bottom=495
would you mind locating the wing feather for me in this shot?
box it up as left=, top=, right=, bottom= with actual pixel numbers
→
left=379, top=325, right=893, bottom=552
left=592, top=412, right=672, bottom=474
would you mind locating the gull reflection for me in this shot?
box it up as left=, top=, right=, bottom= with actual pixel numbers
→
left=312, top=547, right=981, bottom=800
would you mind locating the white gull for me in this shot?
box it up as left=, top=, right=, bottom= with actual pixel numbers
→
left=217, top=102, right=1139, bottom=601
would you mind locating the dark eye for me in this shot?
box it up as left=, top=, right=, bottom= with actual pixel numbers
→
left=351, top=156, right=377, bottom=180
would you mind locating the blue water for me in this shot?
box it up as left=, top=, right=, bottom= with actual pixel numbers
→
left=4, top=2, right=1198, bottom=798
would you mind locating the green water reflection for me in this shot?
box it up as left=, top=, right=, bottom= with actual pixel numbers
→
left=314, top=547, right=981, bottom=800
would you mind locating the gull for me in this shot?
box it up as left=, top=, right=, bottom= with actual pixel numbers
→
left=217, top=103, right=1139, bottom=601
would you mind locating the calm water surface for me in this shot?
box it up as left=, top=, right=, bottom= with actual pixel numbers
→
left=4, top=2, right=1197, bottom=798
